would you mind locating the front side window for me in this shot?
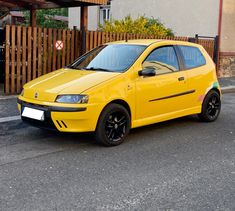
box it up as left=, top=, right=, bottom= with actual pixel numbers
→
left=69, top=44, right=146, bottom=72
left=179, top=46, right=206, bottom=69
left=142, top=46, right=179, bottom=75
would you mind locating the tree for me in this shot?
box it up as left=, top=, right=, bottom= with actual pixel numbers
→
left=99, top=16, right=174, bottom=36
left=24, top=8, right=68, bottom=28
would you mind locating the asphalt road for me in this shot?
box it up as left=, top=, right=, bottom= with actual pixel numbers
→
left=0, top=93, right=234, bottom=211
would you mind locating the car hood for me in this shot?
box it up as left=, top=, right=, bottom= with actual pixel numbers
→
left=23, top=69, right=120, bottom=102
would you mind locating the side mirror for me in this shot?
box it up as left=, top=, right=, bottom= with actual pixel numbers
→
left=138, top=68, right=156, bottom=77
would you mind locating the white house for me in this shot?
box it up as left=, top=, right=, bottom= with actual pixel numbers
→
left=69, top=0, right=220, bottom=37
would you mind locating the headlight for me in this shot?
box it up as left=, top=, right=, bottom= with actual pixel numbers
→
left=55, top=95, right=89, bottom=104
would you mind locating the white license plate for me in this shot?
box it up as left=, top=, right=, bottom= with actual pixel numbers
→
left=22, top=107, right=45, bottom=121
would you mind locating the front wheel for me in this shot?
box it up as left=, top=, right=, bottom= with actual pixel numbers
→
left=198, top=90, right=221, bottom=122
left=95, top=104, right=131, bottom=146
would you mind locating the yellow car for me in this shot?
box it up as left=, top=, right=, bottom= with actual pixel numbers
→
left=18, top=40, right=221, bottom=146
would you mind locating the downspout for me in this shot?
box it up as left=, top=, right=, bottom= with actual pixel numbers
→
left=217, top=0, right=223, bottom=73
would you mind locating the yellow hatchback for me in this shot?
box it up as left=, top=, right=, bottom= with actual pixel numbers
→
left=18, top=40, right=221, bottom=146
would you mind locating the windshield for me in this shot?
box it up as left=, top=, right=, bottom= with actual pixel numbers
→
left=68, top=44, right=146, bottom=72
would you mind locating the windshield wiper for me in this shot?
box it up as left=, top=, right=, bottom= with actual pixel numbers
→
left=83, top=67, right=113, bottom=72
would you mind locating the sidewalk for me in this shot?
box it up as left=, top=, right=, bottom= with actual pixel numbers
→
left=219, top=76, right=235, bottom=93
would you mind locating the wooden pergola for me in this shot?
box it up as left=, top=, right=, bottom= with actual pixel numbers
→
left=0, top=0, right=108, bottom=29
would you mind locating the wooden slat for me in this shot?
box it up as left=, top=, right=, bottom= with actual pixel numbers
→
left=89, top=31, right=93, bottom=51
left=101, top=31, right=105, bottom=44
left=22, top=27, right=26, bottom=86
left=57, top=29, right=62, bottom=69
left=47, top=28, right=52, bottom=72
left=75, top=30, right=79, bottom=58
left=66, top=29, right=70, bottom=64
left=98, top=31, right=101, bottom=46
left=27, top=27, right=32, bottom=82
left=5, top=25, right=10, bottom=94
left=71, top=29, right=75, bottom=62
left=62, top=29, right=66, bottom=67
left=52, top=28, right=57, bottom=71
left=11, top=25, right=16, bottom=94
left=32, top=27, right=37, bottom=79
left=38, top=27, right=42, bottom=77
left=16, top=26, right=21, bottom=93
left=85, top=31, right=89, bottom=52
left=43, top=28, right=47, bottom=75
left=94, top=31, right=98, bottom=47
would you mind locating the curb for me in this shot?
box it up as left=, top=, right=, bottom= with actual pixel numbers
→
left=0, top=95, right=18, bottom=100
left=221, top=86, right=235, bottom=94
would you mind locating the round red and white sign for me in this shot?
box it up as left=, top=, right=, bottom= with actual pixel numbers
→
left=55, top=40, right=64, bottom=50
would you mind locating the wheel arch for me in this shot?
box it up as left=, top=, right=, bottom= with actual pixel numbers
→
left=209, top=88, right=221, bottom=97
left=105, top=99, right=132, bottom=119
left=95, top=99, right=132, bottom=134
left=96, top=99, right=132, bottom=128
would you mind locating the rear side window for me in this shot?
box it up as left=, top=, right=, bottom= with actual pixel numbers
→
left=179, top=46, right=206, bottom=69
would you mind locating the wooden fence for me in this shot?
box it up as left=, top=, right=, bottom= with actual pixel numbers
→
left=4, top=25, right=215, bottom=94
left=5, top=25, right=81, bottom=94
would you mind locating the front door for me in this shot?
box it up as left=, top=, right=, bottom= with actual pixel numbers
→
left=135, top=46, right=190, bottom=121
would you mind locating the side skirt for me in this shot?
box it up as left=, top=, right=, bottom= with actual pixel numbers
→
left=132, top=106, right=201, bottom=129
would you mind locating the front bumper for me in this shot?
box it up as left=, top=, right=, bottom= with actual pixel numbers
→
left=17, top=98, right=103, bottom=132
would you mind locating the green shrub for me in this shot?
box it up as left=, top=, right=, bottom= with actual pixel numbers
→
left=99, top=16, right=174, bottom=36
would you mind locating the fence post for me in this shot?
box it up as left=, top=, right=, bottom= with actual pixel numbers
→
left=195, top=34, right=199, bottom=43
left=213, top=35, right=219, bottom=69
left=81, top=27, right=86, bottom=55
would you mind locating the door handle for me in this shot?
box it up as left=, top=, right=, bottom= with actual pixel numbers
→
left=178, top=77, right=185, bottom=81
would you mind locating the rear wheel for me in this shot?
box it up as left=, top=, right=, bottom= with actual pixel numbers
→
left=95, top=104, right=130, bottom=146
left=198, top=90, right=221, bottom=122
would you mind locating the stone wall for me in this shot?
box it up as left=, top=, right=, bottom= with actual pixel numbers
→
left=219, top=55, right=235, bottom=77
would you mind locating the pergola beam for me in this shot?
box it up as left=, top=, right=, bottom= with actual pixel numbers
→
left=0, top=0, right=108, bottom=26
left=0, top=0, right=108, bottom=10
left=0, top=1, right=19, bottom=9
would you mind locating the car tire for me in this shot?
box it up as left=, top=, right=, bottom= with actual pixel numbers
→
left=95, top=104, right=131, bottom=146
left=198, top=90, right=221, bottom=122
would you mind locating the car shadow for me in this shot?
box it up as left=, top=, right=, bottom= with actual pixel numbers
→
left=23, top=115, right=201, bottom=148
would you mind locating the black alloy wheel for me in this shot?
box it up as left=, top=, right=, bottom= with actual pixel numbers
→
left=198, top=90, right=221, bottom=122
left=95, top=104, right=130, bottom=146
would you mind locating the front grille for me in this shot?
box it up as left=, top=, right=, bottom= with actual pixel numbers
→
left=22, top=116, right=57, bottom=131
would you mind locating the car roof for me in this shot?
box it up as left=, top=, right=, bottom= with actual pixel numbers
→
left=107, top=39, right=201, bottom=48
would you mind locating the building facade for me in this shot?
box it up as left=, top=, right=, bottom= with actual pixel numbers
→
left=219, top=0, right=235, bottom=77
left=69, top=0, right=220, bottom=37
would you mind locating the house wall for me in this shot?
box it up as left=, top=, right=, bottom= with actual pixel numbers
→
left=219, top=0, right=235, bottom=77
left=69, top=6, right=99, bottom=30
left=111, top=0, right=220, bottom=37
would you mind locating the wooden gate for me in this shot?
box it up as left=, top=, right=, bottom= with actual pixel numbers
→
left=4, top=25, right=216, bottom=94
